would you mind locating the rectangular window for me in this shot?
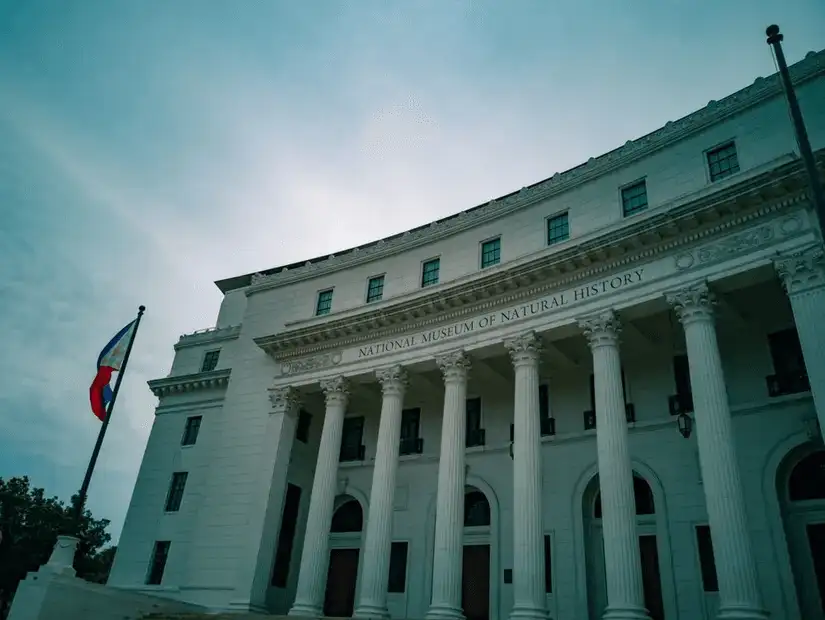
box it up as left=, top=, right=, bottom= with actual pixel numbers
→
left=271, top=483, right=302, bottom=587
left=466, top=397, right=484, bottom=447
left=621, top=180, right=648, bottom=216
left=543, top=535, right=553, bottom=593
left=670, top=354, right=694, bottom=414
left=400, top=408, right=420, bottom=441
left=181, top=416, right=202, bottom=446
left=146, top=541, right=170, bottom=585
left=539, top=384, right=549, bottom=419
left=164, top=472, right=188, bottom=512
left=201, top=350, right=220, bottom=372
left=296, top=410, right=312, bottom=444
left=768, top=328, right=806, bottom=377
left=707, top=142, right=740, bottom=182
left=340, top=416, right=365, bottom=461
left=387, top=541, right=409, bottom=593
left=316, top=289, right=333, bottom=316
left=366, top=275, right=385, bottom=303
left=547, top=212, right=569, bottom=245
left=422, top=258, right=440, bottom=287
left=480, top=238, right=501, bottom=268
left=695, top=525, right=719, bottom=592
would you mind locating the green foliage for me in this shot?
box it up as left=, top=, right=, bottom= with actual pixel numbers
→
left=0, top=477, right=114, bottom=618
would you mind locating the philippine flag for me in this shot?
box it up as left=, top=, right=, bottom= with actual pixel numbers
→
left=89, top=320, right=136, bottom=421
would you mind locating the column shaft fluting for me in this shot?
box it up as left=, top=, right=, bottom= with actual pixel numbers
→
left=355, top=366, right=408, bottom=619
left=426, top=351, right=471, bottom=620
left=288, top=377, right=349, bottom=618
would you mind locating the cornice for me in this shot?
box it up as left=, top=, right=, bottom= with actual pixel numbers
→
left=148, top=368, right=232, bottom=397
left=231, top=50, right=825, bottom=295
left=174, top=325, right=241, bottom=350
left=254, top=155, right=816, bottom=359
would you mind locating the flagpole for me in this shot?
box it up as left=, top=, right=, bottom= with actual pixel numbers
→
left=71, top=305, right=146, bottom=531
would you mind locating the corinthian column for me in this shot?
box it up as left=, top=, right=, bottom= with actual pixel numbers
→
left=355, top=365, right=409, bottom=620
left=426, top=350, right=471, bottom=620
left=231, top=386, right=300, bottom=611
left=666, top=282, right=768, bottom=620
left=505, top=331, right=550, bottom=620
left=775, top=244, right=825, bottom=439
left=288, top=376, right=349, bottom=618
left=578, top=311, right=649, bottom=620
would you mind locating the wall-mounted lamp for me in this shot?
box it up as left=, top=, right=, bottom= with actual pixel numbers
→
left=677, top=412, right=693, bottom=439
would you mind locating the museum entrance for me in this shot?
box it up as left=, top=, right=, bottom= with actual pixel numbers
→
left=323, top=495, right=364, bottom=617
left=462, top=487, right=493, bottom=620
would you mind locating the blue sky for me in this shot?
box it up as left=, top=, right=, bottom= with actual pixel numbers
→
left=0, top=1, right=823, bottom=544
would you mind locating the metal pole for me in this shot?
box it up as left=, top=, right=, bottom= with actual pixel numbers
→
left=766, top=24, right=825, bottom=239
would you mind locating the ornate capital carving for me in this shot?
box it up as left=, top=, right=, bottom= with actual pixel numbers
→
left=578, top=311, right=621, bottom=349
left=504, top=331, right=542, bottom=367
left=376, top=365, right=408, bottom=397
left=436, top=350, right=471, bottom=384
left=320, top=376, right=350, bottom=407
left=775, top=244, right=825, bottom=297
left=665, top=281, right=716, bottom=325
left=268, top=386, right=301, bottom=413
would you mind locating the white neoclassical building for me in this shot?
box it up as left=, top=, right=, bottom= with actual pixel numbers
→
left=108, top=49, right=825, bottom=620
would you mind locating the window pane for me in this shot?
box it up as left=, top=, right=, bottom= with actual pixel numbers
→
left=164, top=472, right=188, bottom=512
left=481, top=238, right=501, bottom=268
left=547, top=213, right=569, bottom=245
left=388, top=542, right=409, bottom=593
left=621, top=181, right=648, bottom=216
left=367, top=276, right=385, bottom=303
left=146, top=541, right=170, bottom=585
left=422, top=259, right=440, bottom=287
left=201, top=350, right=220, bottom=372
left=316, top=290, right=333, bottom=315
left=182, top=416, right=202, bottom=446
left=707, top=142, right=740, bottom=182
left=296, top=410, right=312, bottom=443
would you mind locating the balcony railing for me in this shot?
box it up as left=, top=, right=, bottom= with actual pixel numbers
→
left=399, top=437, right=423, bottom=456
left=340, top=444, right=365, bottom=462
left=668, top=393, right=694, bottom=416
left=766, top=373, right=810, bottom=397
left=583, top=404, right=635, bottom=430
left=467, top=428, right=486, bottom=448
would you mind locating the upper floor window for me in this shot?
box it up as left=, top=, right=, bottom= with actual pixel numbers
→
left=366, top=275, right=385, bottom=303
left=707, top=142, right=740, bottom=182
left=181, top=416, right=202, bottom=446
left=480, top=237, right=501, bottom=269
left=201, top=350, right=220, bottom=372
left=316, top=289, right=333, bottom=316
left=296, top=410, right=312, bottom=443
left=340, top=416, right=365, bottom=462
left=621, top=180, right=648, bottom=217
left=422, top=258, right=440, bottom=287
left=766, top=327, right=809, bottom=396
left=164, top=472, right=188, bottom=512
left=466, top=397, right=485, bottom=447
left=547, top=212, right=569, bottom=245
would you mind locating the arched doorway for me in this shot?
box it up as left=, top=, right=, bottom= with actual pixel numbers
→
left=778, top=446, right=825, bottom=619
left=583, top=473, right=665, bottom=620
left=463, top=486, right=492, bottom=620
left=324, top=495, right=363, bottom=617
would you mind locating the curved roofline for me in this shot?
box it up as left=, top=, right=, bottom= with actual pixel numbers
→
left=215, top=49, right=825, bottom=294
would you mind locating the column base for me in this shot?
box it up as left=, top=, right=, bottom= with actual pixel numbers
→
left=509, top=603, right=550, bottom=620
left=717, top=604, right=770, bottom=620
left=287, top=602, right=324, bottom=618
left=354, top=601, right=391, bottom=620
left=602, top=604, right=650, bottom=620
left=425, top=603, right=465, bottom=620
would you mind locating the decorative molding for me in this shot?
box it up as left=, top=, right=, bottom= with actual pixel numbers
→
left=504, top=331, right=542, bottom=367
left=774, top=243, right=825, bottom=297
left=280, top=350, right=343, bottom=376
left=148, top=368, right=231, bottom=397
left=665, top=281, right=716, bottom=326
left=175, top=325, right=241, bottom=350
left=375, top=365, right=408, bottom=396
left=226, top=52, right=825, bottom=295
left=267, top=386, right=301, bottom=412
left=578, top=311, right=621, bottom=349
left=320, top=376, right=349, bottom=406
left=436, top=350, right=471, bottom=384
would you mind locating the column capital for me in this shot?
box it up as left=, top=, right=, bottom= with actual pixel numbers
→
left=268, top=386, right=301, bottom=414
left=578, top=310, right=621, bottom=349
left=375, top=365, right=408, bottom=396
left=504, top=330, right=542, bottom=367
left=666, top=281, right=716, bottom=325
left=436, top=350, right=471, bottom=384
left=774, top=243, right=825, bottom=296
left=320, top=376, right=350, bottom=406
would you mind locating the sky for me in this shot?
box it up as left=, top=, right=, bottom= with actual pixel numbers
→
left=0, top=1, right=823, bottom=545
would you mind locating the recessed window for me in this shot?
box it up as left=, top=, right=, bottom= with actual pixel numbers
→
left=707, top=142, right=740, bottom=182
left=296, top=410, right=312, bottom=444
left=421, top=258, right=440, bottom=287
left=164, top=472, right=188, bottom=512
left=340, top=416, right=365, bottom=462
left=466, top=397, right=485, bottom=447
left=146, top=541, right=170, bottom=585
left=201, top=350, right=220, bottom=372
left=695, top=525, right=719, bottom=592
left=366, top=275, right=385, bottom=303
left=621, top=180, right=648, bottom=216
left=271, top=483, right=302, bottom=587
left=480, top=237, right=501, bottom=268
left=547, top=212, right=569, bottom=245
left=543, top=535, right=553, bottom=593
left=316, top=289, right=333, bottom=316
left=387, top=541, right=409, bottom=593
left=181, top=416, right=202, bottom=446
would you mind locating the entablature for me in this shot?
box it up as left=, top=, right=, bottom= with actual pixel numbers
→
left=148, top=368, right=232, bottom=397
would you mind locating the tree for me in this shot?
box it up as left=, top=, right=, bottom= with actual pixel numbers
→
left=0, top=477, right=113, bottom=618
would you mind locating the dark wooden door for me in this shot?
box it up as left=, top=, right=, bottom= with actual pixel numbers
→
left=323, top=548, right=359, bottom=617
left=807, top=523, right=825, bottom=614
left=639, top=535, right=665, bottom=620
left=462, top=544, right=491, bottom=620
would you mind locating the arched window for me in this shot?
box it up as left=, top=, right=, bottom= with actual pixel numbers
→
left=788, top=450, right=825, bottom=502
left=330, top=497, right=363, bottom=533
left=593, top=475, right=655, bottom=519
left=464, top=489, right=491, bottom=527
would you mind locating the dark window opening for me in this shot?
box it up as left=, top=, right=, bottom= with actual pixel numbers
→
left=271, top=483, right=302, bottom=587
left=296, top=410, right=312, bottom=444
left=466, top=398, right=485, bottom=447
left=547, top=213, right=569, bottom=245
left=464, top=490, right=491, bottom=527
left=164, top=472, right=188, bottom=512
left=387, top=542, right=408, bottom=593
left=766, top=328, right=810, bottom=396
left=181, top=416, right=202, bottom=446
left=340, top=416, right=365, bottom=462
left=481, top=238, right=501, bottom=268
left=543, top=534, right=553, bottom=593
left=594, top=475, right=654, bottom=518
left=695, top=525, right=719, bottom=592
left=422, top=258, right=440, bottom=287
left=146, top=541, right=170, bottom=585
left=789, top=451, right=825, bottom=502
left=669, top=355, right=694, bottom=415
left=400, top=408, right=423, bottom=455
left=707, top=142, right=740, bottom=182
left=201, top=350, right=220, bottom=372
left=366, top=276, right=385, bottom=303
left=330, top=498, right=363, bottom=533
left=621, top=180, right=648, bottom=216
